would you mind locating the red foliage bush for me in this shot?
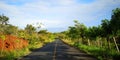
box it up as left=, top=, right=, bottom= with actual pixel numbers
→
left=0, top=35, right=28, bottom=51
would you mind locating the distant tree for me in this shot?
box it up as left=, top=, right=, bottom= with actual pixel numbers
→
left=68, top=26, right=78, bottom=39
left=0, top=14, right=9, bottom=25
left=25, top=24, right=36, bottom=34
left=38, top=30, right=48, bottom=34
left=67, top=20, right=87, bottom=42
left=5, top=24, right=18, bottom=35
left=87, top=26, right=102, bottom=39
left=101, top=19, right=111, bottom=37
left=74, top=20, right=87, bottom=39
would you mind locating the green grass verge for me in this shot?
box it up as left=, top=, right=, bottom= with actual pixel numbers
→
left=0, top=48, right=30, bottom=60
left=74, top=43, right=120, bottom=60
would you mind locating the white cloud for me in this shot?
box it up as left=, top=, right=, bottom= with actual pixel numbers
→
left=0, top=0, right=120, bottom=32
left=29, top=19, right=66, bottom=28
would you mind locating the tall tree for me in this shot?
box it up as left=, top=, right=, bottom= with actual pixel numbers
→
left=0, top=14, right=9, bottom=34
left=68, top=26, right=79, bottom=39
left=67, top=20, right=87, bottom=44
left=110, top=8, right=120, bottom=52
left=101, top=19, right=111, bottom=37
left=110, top=8, right=120, bottom=35
left=74, top=20, right=87, bottom=39
left=0, top=14, right=9, bottom=25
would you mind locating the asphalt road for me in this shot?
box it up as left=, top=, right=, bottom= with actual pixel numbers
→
left=18, top=39, right=97, bottom=60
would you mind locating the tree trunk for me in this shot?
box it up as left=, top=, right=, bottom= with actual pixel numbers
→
left=113, top=37, right=119, bottom=52
left=88, top=39, right=90, bottom=46
left=100, top=40, right=102, bottom=48
left=108, top=41, right=111, bottom=50
left=97, top=39, right=100, bottom=47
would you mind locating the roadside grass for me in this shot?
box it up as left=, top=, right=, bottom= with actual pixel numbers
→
left=0, top=33, right=55, bottom=60
left=63, top=39, right=120, bottom=60
left=0, top=42, right=47, bottom=60
left=28, top=42, right=44, bottom=51
left=0, top=38, right=44, bottom=60
left=0, top=40, right=54, bottom=60
left=74, top=43, right=120, bottom=60
left=0, top=48, right=30, bottom=60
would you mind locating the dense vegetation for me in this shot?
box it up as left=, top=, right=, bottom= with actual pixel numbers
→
left=0, top=14, right=55, bottom=60
left=0, top=8, right=120, bottom=60
left=57, top=8, right=120, bottom=60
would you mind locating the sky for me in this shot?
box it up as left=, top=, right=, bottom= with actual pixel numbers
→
left=0, top=0, right=120, bottom=32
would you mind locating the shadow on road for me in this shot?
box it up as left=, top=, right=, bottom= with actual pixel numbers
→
left=17, top=39, right=98, bottom=60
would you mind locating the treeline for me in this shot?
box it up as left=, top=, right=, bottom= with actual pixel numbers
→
left=59, top=8, right=120, bottom=60
left=0, top=14, right=55, bottom=60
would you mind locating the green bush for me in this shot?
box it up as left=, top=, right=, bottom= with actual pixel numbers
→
left=0, top=48, right=29, bottom=60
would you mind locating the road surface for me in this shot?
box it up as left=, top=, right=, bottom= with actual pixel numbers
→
left=18, top=39, right=97, bottom=60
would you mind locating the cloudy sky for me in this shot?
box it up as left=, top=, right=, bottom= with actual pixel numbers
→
left=0, top=0, right=120, bottom=32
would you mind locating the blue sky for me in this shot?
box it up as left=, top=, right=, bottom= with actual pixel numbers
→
left=0, top=0, right=120, bottom=32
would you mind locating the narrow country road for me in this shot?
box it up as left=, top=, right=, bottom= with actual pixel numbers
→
left=18, top=39, right=97, bottom=60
